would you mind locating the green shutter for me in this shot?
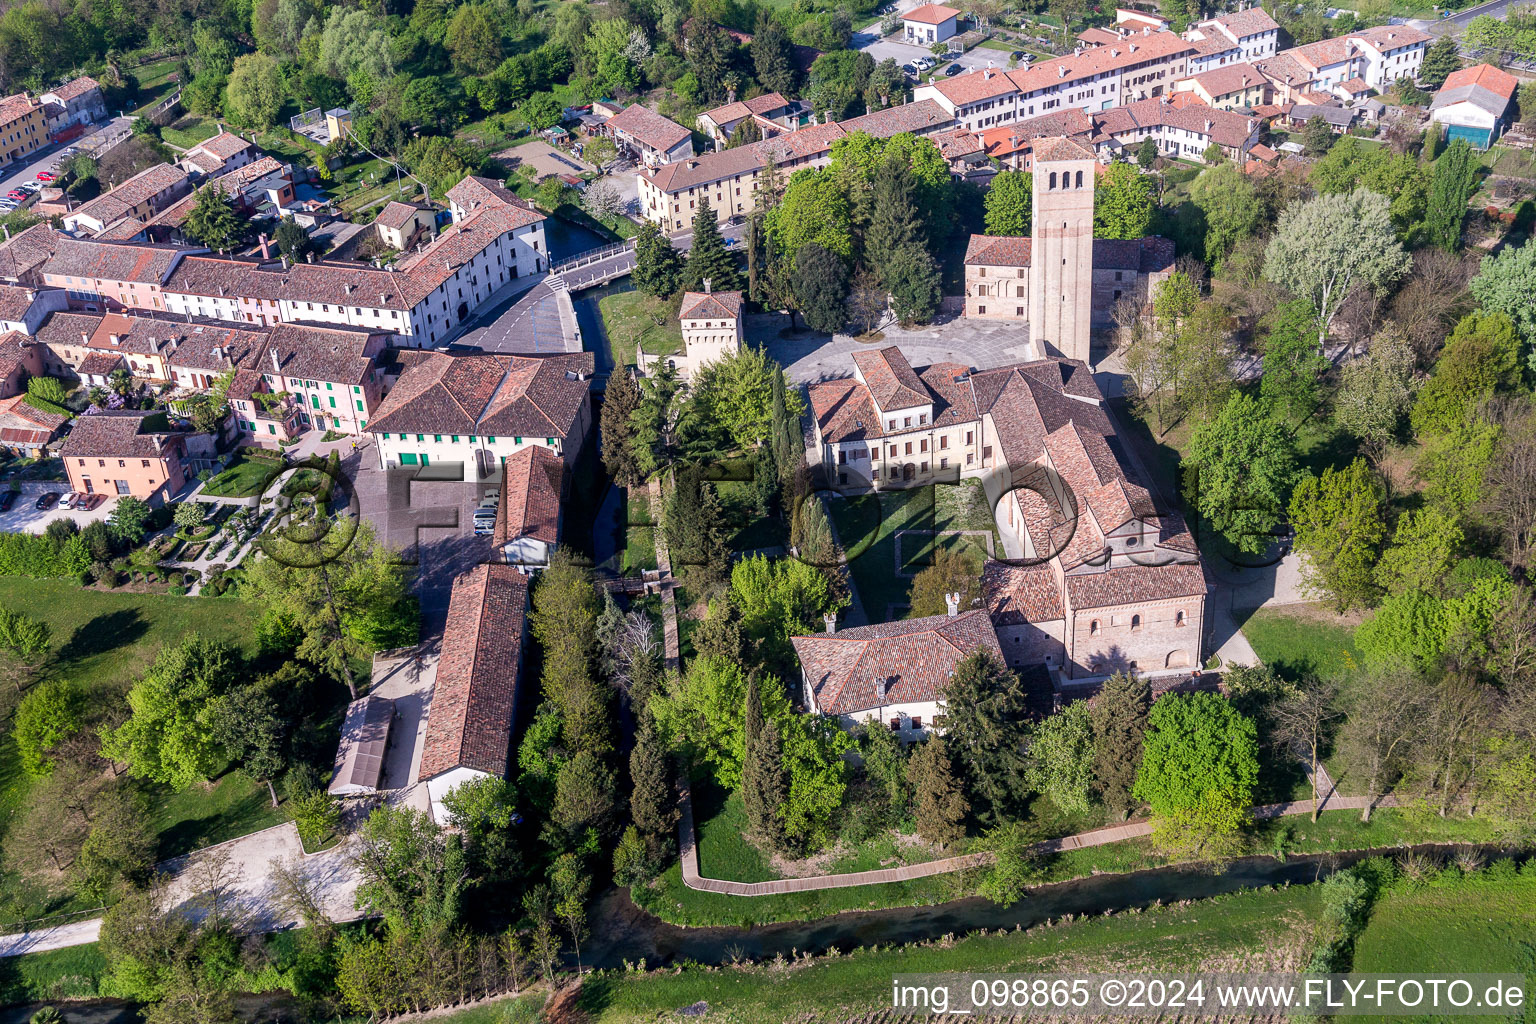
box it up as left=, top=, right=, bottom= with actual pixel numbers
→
left=401, top=453, right=418, bottom=465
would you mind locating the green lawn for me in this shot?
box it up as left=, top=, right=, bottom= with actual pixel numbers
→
left=129, top=57, right=182, bottom=114
left=160, top=116, right=220, bottom=149
left=0, top=581, right=264, bottom=924
left=201, top=454, right=283, bottom=498
left=825, top=480, right=1000, bottom=621
left=0, top=941, right=108, bottom=1007
left=621, top=491, right=658, bottom=575
left=429, top=992, right=547, bottom=1023
left=1239, top=604, right=1362, bottom=681
left=598, top=290, right=682, bottom=369
left=1344, top=863, right=1536, bottom=1023
left=591, top=882, right=1326, bottom=1022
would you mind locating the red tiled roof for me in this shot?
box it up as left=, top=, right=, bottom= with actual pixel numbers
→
left=1180, top=61, right=1265, bottom=98
left=69, top=163, right=190, bottom=227
left=0, top=93, right=37, bottom=127
left=1441, top=62, right=1519, bottom=100
left=0, top=393, right=66, bottom=446
left=983, top=560, right=1065, bottom=623
left=679, top=290, right=744, bottom=319
left=368, top=350, right=592, bottom=438
left=933, top=127, right=983, bottom=160
left=496, top=444, right=563, bottom=546
left=1206, top=7, right=1279, bottom=38
left=418, top=564, right=530, bottom=780
left=809, top=377, right=882, bottom=444
left=607, top=104, right=692, bottom=153
left=853, top=346, right=929, bottom=412
left=47, top=76, right=100, bottom=103
left=965, top=235, right=1031, bottom=267
left=903, top=3, right=960, bottom=24
left=58, top=411, right=180, bottom=460
left=791, top=610, right=1002, bottom=715
left=41, top=238, right=187, bottom=285
left=1063, top=561, right=1208, bottom=609
left=375, top=201, right=423, bottom=231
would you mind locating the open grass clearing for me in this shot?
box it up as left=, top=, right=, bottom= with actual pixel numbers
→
left=598, top=289, right=682, bottom=369
left=200, top=454, right=283, bottom=498
left=1239, top=604, right=1362, bottom=681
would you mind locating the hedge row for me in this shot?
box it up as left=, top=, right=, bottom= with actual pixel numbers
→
left=0, top=533, right=91, bottom=579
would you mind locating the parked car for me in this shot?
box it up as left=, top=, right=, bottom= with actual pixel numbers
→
left=34, top=492, right=59, bottom=510
left=82, top=493, right=106, bottom=510
left=913, top=55, right=935, bottom=70
left=0, top=491, right=15, bottom=512
left=34, top=170, right=55, bottom=182
left=1010, top=50, right=1026, bottom=61
left=944, top=62, right=966, bottom=76
left=6, top=190, right=24, bottom=200
left=17, top=182, right=39, bottom=193
left=902, top=63, right=919, bottom=77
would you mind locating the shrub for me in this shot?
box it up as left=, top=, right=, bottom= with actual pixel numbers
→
left=290, top=789, right=341, bottom=849
left=26, top=376, right=71, bottom=406
left=14, top=680, right=82, bottom=776
left=0, top=532, right=92, bottom=578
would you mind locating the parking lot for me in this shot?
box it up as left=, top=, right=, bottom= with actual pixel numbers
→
left=0, top=116, right=134, bottom=203
left=0, top=490, right=117, bottom=535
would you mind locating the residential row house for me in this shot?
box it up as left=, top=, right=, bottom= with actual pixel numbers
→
left=16, top=174, right=548, bottom=348
left=0, top=92, right=47, bottom=164
left=1183, top=7, right=1281, bottom=71
left=913, top=28, right=1197, bottom=134
left=1255, top=25, right=1430, bottom=102
left=604, top=104, right=695, bottom=166
left=368, top=349, right=594, bottom=482
left=638, top=100, right=953, bottom=232
left=695, top=92, right=809, bottom=148
left=1170, top=62, right=1270, bottom=111
left=803, top=346, right=1208, bottom=693
left=39, top=77, right=106, bottom=133
left=62, top=163, right=194, bottom=237
left=177, top=131, right=260, bottom=178
left=59, top=410, right=189, bottom=503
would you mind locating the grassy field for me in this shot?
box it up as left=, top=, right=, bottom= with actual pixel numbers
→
left=0, top=941, right=108, bottom=1007
left=1343, top=863, right=1536, bottom=1023
left=592, top=882, right=1325, bottom=1022
left=0, top=581, right=265, bottom=925
left=430, top=992, right=548, bottom=1022
left=129, top=57, right=182, bottom=114
left=160, top=115, right=220, bottom=149
left=622, top=490, right=658, bottom=575
left=825, top=480, right=1000, bottom=621
left=598, top=290, right=683, bottom=369
left=201, top=454, right=283, bottom=498
left=1239, top=604, right=1362, bottom=681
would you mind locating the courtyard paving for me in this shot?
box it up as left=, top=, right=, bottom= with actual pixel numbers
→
left=755, top=312, right=1036, bottom=383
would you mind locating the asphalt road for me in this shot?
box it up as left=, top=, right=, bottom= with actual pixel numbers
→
left=0, top=116, right=135, bottom=205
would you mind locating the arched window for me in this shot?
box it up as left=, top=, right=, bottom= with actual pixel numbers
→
left=1090, top=619, right=1100, bottom=636
left=1049, top=171, right=1057, bottom=189
left=1131, top=614, right=1142, bottom=631
left=1075, top=170, right=1083, bottom=188
left=1175, top=609, right=1186, bottom=627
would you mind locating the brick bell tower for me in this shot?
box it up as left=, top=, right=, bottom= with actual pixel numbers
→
left=1029, top=136, right=1097, bottom=365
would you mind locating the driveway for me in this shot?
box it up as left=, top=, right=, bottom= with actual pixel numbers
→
left=0, top=493, right=116, bottom=535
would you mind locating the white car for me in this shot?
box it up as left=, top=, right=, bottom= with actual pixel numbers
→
left=0, top=200, right=18, bottom=211
left=913, top=56, right=936, bottom=71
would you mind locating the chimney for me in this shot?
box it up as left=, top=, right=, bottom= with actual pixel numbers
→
left=270, top=346, right=281, bottom=373
left=874, top=676, right=887, bottom=702
left=305, top=252, right=314, bottom=264
left=945, top=591, right=961, bottom=617
left=259, top=233, right=270, bottom=259
left=281, top=256, right=290, bottom=271
left=727, top=88, right=737, bottom=104
left=109, top=334, right=119, bottom=346
left=81, top=331, right=89, bottom=345
left=344, top=283, right=354, bottom=294
left=380, top=292, right=387, bottom=303
left=823, top=613, right=837, bottom=634
left=1205, top=118, right=1213, bottom=132
left=703, top=278, right=712, bottom=293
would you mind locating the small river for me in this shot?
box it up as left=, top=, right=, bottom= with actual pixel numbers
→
left=0, top=843, right=1503, bottom=1024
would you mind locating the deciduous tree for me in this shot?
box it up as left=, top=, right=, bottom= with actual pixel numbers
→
left=1090, top=671, right=1149, bottom=819
left=1133, top=692, right=1259, bottom=857
left=905, top=547, right=981, bottom=618
left=983, top=170, right=1032, bottom=235
left=100, top=634, right=237, bottom=789
left=1187, top=393, right=1299, bottom=555
left=224, top=52, right=284, bottom=130
left=1025, top=699, right=1095, bottom=815
left=1288, top=458, right=1388, bottom=612
left=1093, top=160, right=1154, bottom=240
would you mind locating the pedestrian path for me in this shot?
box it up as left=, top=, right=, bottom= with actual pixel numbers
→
left=678, top=789, right=1399, bottom=896
left=648, top=477, right=681, bottom=672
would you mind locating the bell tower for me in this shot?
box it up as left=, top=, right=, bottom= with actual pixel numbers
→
left=1028, top=136, right=1097, bottom=364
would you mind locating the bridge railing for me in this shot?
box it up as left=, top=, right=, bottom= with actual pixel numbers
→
left=550, top=237, right=636, bottom=275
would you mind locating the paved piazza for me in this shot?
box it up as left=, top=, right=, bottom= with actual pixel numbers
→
left=754, top=312, right=1037, bottom=384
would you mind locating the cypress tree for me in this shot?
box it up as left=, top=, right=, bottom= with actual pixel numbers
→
left=906, top=736, right=968, bottom=848
left=633, top=221, right=683, bottom=298
left=741, top=677, right=789, bottom=852
left=600, top=370, right=643, bottom=488
left=682, top=198, right=742, bottom=293
left=664, top=465, right=706, bottom=571
left=867, top=155, right=925, bottom=279
left=769, top=369, right=799, bottom=489
left=1089, top=671, right=1150, bottom=819
left=695, top=482, right=731, bottom=592
left=630, top=709, right=678, bottom=843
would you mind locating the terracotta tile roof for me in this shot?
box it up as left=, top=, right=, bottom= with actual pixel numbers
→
left=226, top=367, right=264, bottom=401
left=163, top=255, right=289, bottom=301
left=0, top=93, right=37, bottom=126
left=0, top=391, right=66, bottom=446
left=919, top=362, right=978, bottom=427
left=0, top=331, right=33, bottom=382
left=1003, top=30, right=1193, bottom=96
left=1207, top=7, right=1279, bottom=38
left=1256, top=51, right=1313, bottom=86
left=965, top=234, right=1032, bottom=267
left=1191, top=34, right=1241, bottom=57
left=69, top=163, right=190, bottom=227
left=1035, top=135, right=1097, bottom=162
left=47, top=76, right=100, bottom=102
left=643, top=100, right=950, bottom=193
left=1064, top=560, right=1208, bottom=608
left=0, top=284, right=43, bottom=322
left=58, top=410, right=180, bottom=459
left=445, top=175, right=524, bottom=213
left=791, top=610, right=1002, bottom=715
left=982, top=560, right=1065, bottom=623
left=980, top=108, right=1095, bottom=161
left=930, top=67, right=1018, bottom=106
left=607, top=104, right=692, bottom=153
left=0, top=224, right=58, bottom=283
left=701, top=92, right=791, bottom=126
left=809, top=377, right=882, bottom=444
left=1079, top=26, right=1123, bottom=46
left=78, top=351, right=125, bottom=376
left=393, top=199, right=545, bottom=305
left=853, top=346, right=929, bottom=412
left=368, top=350, right=592, bottom=438
left=1351, top=24, right=1431, bottom=51
left=418, top=564, right=530, bottom=780
left=375, top=201, right=423, bottom=231
left=1440, top=62, right=1519, bottom=100
left=933, top=127, right=983, bottom=160
left=679, top=290, right=743, bottom=319
left=1109, top=97, right=1260, bottom=149
left=903, top=3, right=960, bottom=23
left=1338, top=77, right=1372, bottom=95
left=190, top=132, right=253, bottom=161
left=1180, top=61, right=1265, bottom=98
left=267, top=323, right=383, bottom=386
left=495, top=444, right=563, bottom=546
left=32, top=310, right=103, bottom=348
left=41, top=238, right=186, bottom=285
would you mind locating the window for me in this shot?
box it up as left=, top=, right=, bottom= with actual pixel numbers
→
left=889, top=718, right=901, bottom=731
left=939, top=457, right=948, bottom=469
left=381, top=433, right=389, bottom=440
left=939, top=436, right=948, bottom=450
left=903, top=416, right=911, bottom=427
left=1126, top=535, right=1138, bottom=546
left=1131, top=614, right=1142, bottom=631
left=117, top=460, right=124, bottom=468
left=417, top=434, right=425, bottom=442
left=920, top=439, right=928, bottom=453
left=1175, top=609, right=1186, bottom=627
left=1090, top=619, right=1100, bottom=636
left=965, top=430, right=974, bottom=445
left=98, top=459, right=105, bottom=467
left=451, top=436, right=459, bottom=443
left=978, top=305, right=986, bottom=314
left=910, top=716, right=922, bottom=729
left=838, top=451, right=847, bottom=464
left=141, top=460, right=150, bottom=468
